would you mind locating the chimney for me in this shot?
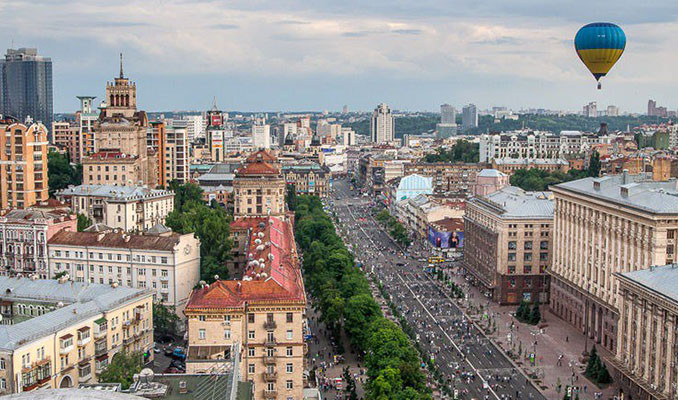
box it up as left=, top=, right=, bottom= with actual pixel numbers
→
left=622, top=169, right=629, bottom=185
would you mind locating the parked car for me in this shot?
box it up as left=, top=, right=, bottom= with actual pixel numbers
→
left=172, top=347, right=186, bottom=361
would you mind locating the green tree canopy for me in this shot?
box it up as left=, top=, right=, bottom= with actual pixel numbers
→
left=423, top=140, right=479, bottom=163
left=77, top=214, right=92, bottom=232
left=509, top=168, right=588, bottom=192
left=153, top=302, right=180, bottom=338
left=47, top=151, right=81, bottom=196
left=98, top=351, right=143, bottom=389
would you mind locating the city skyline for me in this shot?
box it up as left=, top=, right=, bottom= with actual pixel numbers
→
left=3, top=0, right=677, bottom=114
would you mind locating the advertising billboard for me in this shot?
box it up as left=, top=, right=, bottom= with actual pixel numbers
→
left=428, top=226, right=464, bottom=249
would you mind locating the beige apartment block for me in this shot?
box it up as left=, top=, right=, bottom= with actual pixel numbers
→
left=47, top=229, right=200, bottom=315
left=612, top=265, right=678, bottom=400
left=549, top=173, right=678, bottom=353
left=55, top=184, right=174, bottom=232
left=0, top=276, right=153, bottom=395
left=464, top=186, right=554, bottom=305
left=233, top=151, right=286, bottom=219
left=281, top=163, right=330, bottom=198
left=82, top=150, right=143, bottom=186
left=185, top=216, right=306, bottom=400
left=0, top=121, right=49, bottom=211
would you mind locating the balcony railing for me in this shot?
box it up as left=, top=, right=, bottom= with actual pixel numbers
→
left=263, top=390, right=278, bottom=399
left=263, top=371, right=278, bottom=381
left=263, top=355, right=276, bottom=364
left=264, top=337, right=277, bottom=347
left=263, top=320, right=277, bottom=330
left=60, top=344, right=73, bottom=355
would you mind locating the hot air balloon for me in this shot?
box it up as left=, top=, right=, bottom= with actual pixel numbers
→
left=574, top=22, right=626, bottom=89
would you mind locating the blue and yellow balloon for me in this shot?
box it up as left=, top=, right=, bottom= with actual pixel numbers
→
left=574, top=22, right=626, bottom=89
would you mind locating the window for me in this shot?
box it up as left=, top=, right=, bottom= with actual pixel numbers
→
left=248, top=347, right=255, bottom=357
left=248, top=313, right=255, bottom=323
left=286, top=363, right=293, bottom=373
left=508, top=241, right=516, bottom=250
left=225, top=330, right=231, bottom=339
left=198, top=315, right=206, bottom=321
left=248, top=330, right=255, bottom=340
left=248, top=363, right=255, bottom=374
left=199, top=329, right=206, bottom=340
left=524, top=253, right=532, bottom=262
left=523, top=265, right=532, bottom=274
left=540, top=252, right=548, bottom=261
left=286, top=380, right=293, bottom=390
left=508, top=265, right=516, bottom=274
left=286, top=330, right=293, bottom=340
left=524, top=241, right=533, bottom=250
left=509, top=278, right=516, bottom=288
left=0, top=358, right=4, bottom=370
left=286, top=347, right=293, bottom=357
left=540, top=240, right=548, bottom=250
left=286, top=312, right=293, bottom=323
left=507, top=253, right=516, bottom=262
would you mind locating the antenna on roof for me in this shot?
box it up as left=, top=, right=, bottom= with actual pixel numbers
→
left=119, top=53, right=124, bottom=79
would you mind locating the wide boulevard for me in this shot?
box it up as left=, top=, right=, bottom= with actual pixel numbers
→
left=326, top=178, right=546, bottom=400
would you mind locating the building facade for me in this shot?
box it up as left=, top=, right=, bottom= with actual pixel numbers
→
left=549, top=174, right=678, bottom=353
left=55, top=185, right=174, bottom=232
left=148, top=120, right=189, bottom=186
left=82, top=150, right=143, bottom=186
left=0, top=48, right=53, bottom=135
left=0, top=209, right=77, bottom=278
left=403, top=162, right=484, bottom=195
left=611, top=265, right=678, bottom=400
left=52, top=121, right=80, bottom=163
left=47, top=229, right=200, bottom=314
left=461, top=104, right=478, bottom=130
left=282, top=163, right=331, bottom=198
left=464, top=186, right=554, bottom=304
left=233, top=151, right=286, bottom=219
left=184, top=216, right=306, bottom=400
left=0, top=121, right=49, bottom=211
left=0, top=276, right=153, bottom=394
left=370, top=103, right=394, bottom=143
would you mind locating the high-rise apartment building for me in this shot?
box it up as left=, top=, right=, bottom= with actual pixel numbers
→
left=0, top=48, right=53, bottom=137
left=370, top=103, right=394, bottom=143
left=182, top=114, right=205, bottom=142
left=583, top=101, right=597, bottom=118
left=0, top=120, right=49, bottom=211
left=437, top=104, right=458, bottom=139
left=252, top=123, right=271, bottom=149
left=148, top=120, right=189, bottom=186
left=461, top=104, right=478, bottom=130
left=51, top=120, right=80, bottom=162
left=77, top=96, right=98, bottom=158
left=606, top=105, right=619, bottom=117
left=647, top=99, right=668, bottom=117
left=549, top=173, right=678, bottom=353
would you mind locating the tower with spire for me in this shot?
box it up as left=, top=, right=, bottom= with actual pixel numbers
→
left=104, top=52, right=137, bottom=119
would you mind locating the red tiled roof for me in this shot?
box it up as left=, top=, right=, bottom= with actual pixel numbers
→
left=246, top=150, right=277, bottom=163
left=186, top=216, right=305, bottom=309
left=237, top=161, right=280, bottom=176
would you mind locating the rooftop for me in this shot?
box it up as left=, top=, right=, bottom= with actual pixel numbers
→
left=476, top=186, right=554, bottom=218
left=0, top=209, right=74, bottom=224
left=48, top=230, right=186, bottom=251
left=56, top=184, right=174, bottom=201
left=186, top=217, right=304, bottom=309
left=0, top=276, right=151, bottom=351
left=553, top=173, right=678, bottom=214
left=618, top=264, right=678, bottom=303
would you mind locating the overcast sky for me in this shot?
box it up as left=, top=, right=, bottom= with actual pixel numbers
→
left=3, top=0, right=677, bottom=113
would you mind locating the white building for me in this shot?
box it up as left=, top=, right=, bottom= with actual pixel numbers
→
left=48, top=228, right=200, bottom=314
left=182, top=114, right=206, bottom=141
left=478, top=131, right=614, bottom=163
left=462, top=104, right=478, bottom=130
left=55, top=185, right=174, bottom=232
left=583, top=101, right=597, bottom=117
left=371, top=103, right=394, bottom=143
left=252, top=123, right=271, bottom=149
left=437, top=104, right=458, bottom=139
left=342, top=127, right=356, bottom=146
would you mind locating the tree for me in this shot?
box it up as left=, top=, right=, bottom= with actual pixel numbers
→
left=168, top=180, right=204, bottom=210
left=98, top=351, right=144, bottom=389
left=77, top=214, right=92, bottom=231
left=516, top=301, right=528, bottom=321
left=343, top=366, right=358, bottom=400
left=286, top=184, right=297, bottom=211
left=587, top=150, right=601, bottom=177
left=423, top=140, right=479, bottom=163
left=529, top=303, right=541, bottom=325
left=584, top=346, right=598, bottom=378
left=53, top=271, right=67, bottom=280
left=344, top=294, right=382, bottom=351
left=47, top=151, right=81, bottom=196
left=153, top=302, right=180, bottom=338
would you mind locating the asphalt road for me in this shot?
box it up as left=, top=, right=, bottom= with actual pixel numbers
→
left=326, top=179, right=546, bottom=400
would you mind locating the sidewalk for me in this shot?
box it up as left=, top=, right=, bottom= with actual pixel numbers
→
left=448, top=268, right=619, bottom=400
left=305, top=301, right=367, bottom=400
